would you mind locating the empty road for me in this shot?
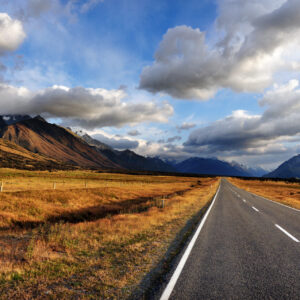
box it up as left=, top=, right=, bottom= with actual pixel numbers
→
left=160, top=178, right=300, bottom=299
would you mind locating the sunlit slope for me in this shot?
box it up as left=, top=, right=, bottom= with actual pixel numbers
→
left=0, top=138, right=67, bottom=170
left=0, top=116, right=120, bottom=169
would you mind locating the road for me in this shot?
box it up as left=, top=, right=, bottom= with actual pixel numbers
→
left=160, top=178, right=300, bottom=299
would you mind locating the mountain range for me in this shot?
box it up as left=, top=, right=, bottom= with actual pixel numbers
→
left=2, top=114, right=292, bottom=177
left=78, top=133, right=175, bottom=173
left=174, top=157, right=252, bottom=177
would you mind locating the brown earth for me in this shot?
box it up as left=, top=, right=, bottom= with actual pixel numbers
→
left=0, top=117, right=120, bottom=169
left=0, top=138, right=71, bottom=170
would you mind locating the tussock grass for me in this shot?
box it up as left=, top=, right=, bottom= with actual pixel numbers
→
left=229, top=178, right=300, bottom=210
left=0, top=168, right=219, bottom=299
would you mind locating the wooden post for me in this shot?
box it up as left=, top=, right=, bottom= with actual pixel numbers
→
left=0, top=181, right=3, bottom=192
left=53, top=182, right=56, bottom=190
left=162, top=197, right=165, bottom=209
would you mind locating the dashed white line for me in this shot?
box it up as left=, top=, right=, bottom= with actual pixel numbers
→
left=247, top=191, right=300, bottom=212
left=275, top=224, right=299, bottom=243
left=252, top=206, right=259, bottom=212
left=160, top=185, right=221, bottom=300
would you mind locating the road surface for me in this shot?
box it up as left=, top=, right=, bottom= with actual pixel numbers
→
left=160, top=178, right=300, bottom=299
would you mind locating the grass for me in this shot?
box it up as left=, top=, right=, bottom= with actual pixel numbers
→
left=229, top=178, right=300, bottom=210
left=0, top=168, right=219, bottom=299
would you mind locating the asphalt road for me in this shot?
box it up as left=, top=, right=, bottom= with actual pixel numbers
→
left=161, top=178, right=300, bottom=300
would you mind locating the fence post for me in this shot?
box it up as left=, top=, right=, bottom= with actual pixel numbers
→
left=0, top=181, right=3, bottom=192
left=53, top=182, right=56, bottom=190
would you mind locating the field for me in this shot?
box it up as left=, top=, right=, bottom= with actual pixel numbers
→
left=229, top=178, right=300, bottom=210
left=0, top=169, right=219, bottom=299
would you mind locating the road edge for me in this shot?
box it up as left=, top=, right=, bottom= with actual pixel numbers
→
left=228, top=180, right=300, bottom=212
left=159, top=183, right=221, bottom=300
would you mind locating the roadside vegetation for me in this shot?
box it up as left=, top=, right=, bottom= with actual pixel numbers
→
left=0, top=168, right=219, bottom=299
left=229, top=177, right=300, bottom=210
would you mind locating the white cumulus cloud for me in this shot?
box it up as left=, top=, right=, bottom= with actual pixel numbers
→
left=140, top=0, right=300, bottom=100
left=0, top=83, right=173, bottom=129
left=0, top=13, right=26, bottom=54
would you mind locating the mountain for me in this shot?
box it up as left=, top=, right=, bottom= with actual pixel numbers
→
left=80, top=133, right=112, bottom=151
left=79, top=133, right=175, bottom=172
left=0, top=138, right=70, bottom=170
left=100, top=149, right=176, bottom=172
left=264, top=154, right=300, bottom=178
left=246, top=166, right=268, bottom=177
left=0, top=116, right=121, bottom=169
left=230, top=161, right=267, bottom=177
left=175, top=157, right=251, bottom=176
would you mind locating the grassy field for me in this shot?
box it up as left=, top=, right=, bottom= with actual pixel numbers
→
left=229, top=178, right=300, bottom=210
left=0, top=169, right=219, bottom=299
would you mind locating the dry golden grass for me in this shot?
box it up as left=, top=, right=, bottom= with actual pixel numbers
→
left=229, top=178, right=300, bottom=210
left=0, top=168, right=219, bottom=299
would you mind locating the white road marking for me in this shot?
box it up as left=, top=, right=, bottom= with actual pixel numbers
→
left=275, top=224, right=299, bottom=243
left=248, top=191, right=300, bottom=212
left=160, top=185, right=221, bottom=300
left=252, top=206, right=259, bottom=212
left=243, top=199, right=246, bottom=203
left=228, top=181, right=300, bottom=212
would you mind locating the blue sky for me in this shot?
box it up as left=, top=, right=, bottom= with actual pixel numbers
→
left=1, top=0, right=300, bottom=170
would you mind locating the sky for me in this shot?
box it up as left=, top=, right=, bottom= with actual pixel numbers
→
left=1, top=0, right=300, bottom=170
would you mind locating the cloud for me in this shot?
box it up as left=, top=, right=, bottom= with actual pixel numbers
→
left=92, top=133, right=139, bottom=150
left=167, top=136, right=182, bottom=143
left=64, top=0, right=104, bottom=20
left=184, top=79, right=300, bottom=156
left=0, top=13, right=26, bottom=54
left=176, top=122, right=196, bottom=131
left=140, top=0, right=300, bottom=99
left=26, top=0, right=54, bottom=18
left=80, top=0, right=104, bottom=13
left=0, top=83, right=173, bottom=129
left=127, top=129, right=141, bottom=136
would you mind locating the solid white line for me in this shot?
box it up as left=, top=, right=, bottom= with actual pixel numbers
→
left=252, top=206, right=259, bottom=212
left=248, top=191, right=300, bottom=212
left=160, top=185, right=221, bottom=300
left=275, top=224, right=299, bottom=243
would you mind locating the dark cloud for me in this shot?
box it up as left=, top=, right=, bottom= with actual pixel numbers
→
left=27, top=0, right=53, bottom=18
left=127, top=129, right=141, bottom=136
left=185, top=80, right=300, bottom=157
left=92, top=133, right=139, bottom=150
left=167, top=136, right=182, bottom=143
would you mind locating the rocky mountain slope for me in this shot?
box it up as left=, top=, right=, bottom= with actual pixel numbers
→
left=0, top=116, right=120, bottom=169
left=264, top=154, right=300, bottom=178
